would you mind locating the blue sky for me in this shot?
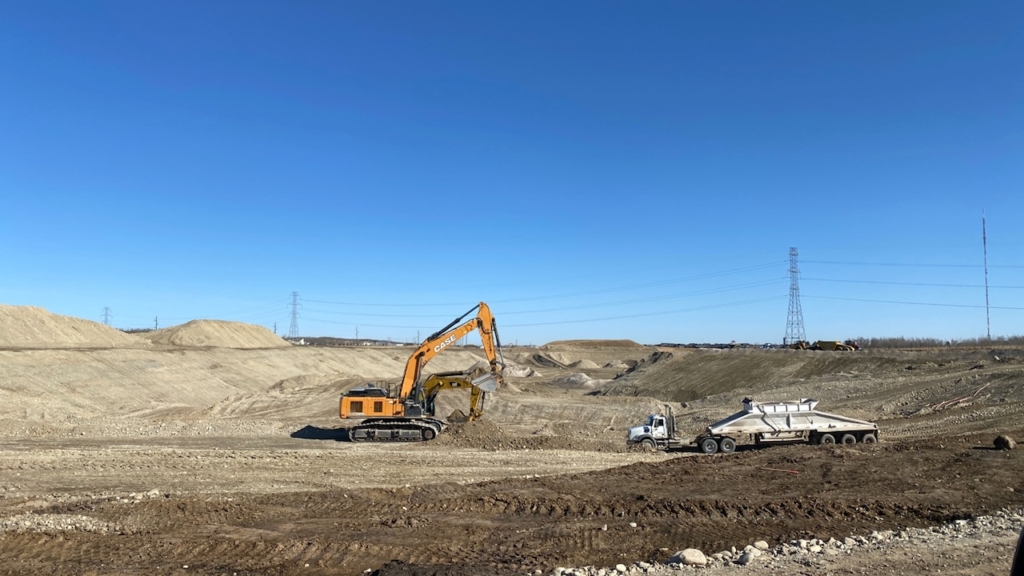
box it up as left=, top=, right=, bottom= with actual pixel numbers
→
left=1, top=1, right=1022, bottom=345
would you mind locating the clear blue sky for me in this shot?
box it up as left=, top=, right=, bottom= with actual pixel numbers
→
left=2, top=1, right=1022, bottom=345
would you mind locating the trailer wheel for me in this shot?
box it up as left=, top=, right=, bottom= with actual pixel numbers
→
left=640, top=438, right=657, bottom=451
left=719, top=437, right=736, bottom=454
left=700, top=437, right=719, bottom=454
left=861, top=433, right=877, bottom=444
left=819, top=433, right=836, bottom=445
left=840, top=434, right=857, bottom=445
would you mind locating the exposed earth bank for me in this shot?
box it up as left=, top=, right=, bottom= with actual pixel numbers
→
left=0, top=306, right=1021, bottom=575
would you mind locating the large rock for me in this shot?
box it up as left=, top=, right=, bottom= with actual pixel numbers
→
left=735, top=550, right=757, bottom=565
left=995, top=435, right=1016, bottom=450
left=669, top=549, right=707, bottom=566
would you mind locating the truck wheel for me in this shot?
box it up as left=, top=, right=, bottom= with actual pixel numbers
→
left=840, top=434, right=856, bottom=445
left=819, top=433, right=836, bottom=445
left=861, top=433, right=877, bottom=444
left=700, top=437, right=719, bottom=454
left=719, top=438, right=736, bottom=454
left=640, top=438, right=657, bottom=451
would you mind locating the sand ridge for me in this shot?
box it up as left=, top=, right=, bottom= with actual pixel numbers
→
left=142, top=319, right=290, bottom=349
left=0, top=304, right=147, bottom=349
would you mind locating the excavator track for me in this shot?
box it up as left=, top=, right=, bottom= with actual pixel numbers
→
left=349, top=418, right=445, bottom=442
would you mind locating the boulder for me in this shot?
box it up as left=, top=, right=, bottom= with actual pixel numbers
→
left=735, top=550, right=757, bottom=565
left=669, top=549, right=707, bottom=567
left=995, top=435, right=1016, bottom=450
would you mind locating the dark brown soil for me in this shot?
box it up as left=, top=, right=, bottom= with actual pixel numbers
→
left=2, top=438, right=1021, bottom=576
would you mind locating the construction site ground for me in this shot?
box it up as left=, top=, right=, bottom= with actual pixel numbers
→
left=0, top=308, right=1022, bottom=575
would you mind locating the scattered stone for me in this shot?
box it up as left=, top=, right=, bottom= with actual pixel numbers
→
left=615, top=564, right=627, bottom=573
left=753, top=540, right=770, bottom=551
left=809, top=545, right=822, bottom=553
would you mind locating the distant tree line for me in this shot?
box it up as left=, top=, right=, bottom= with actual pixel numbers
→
left=853, top=335, right=1024, bottom=349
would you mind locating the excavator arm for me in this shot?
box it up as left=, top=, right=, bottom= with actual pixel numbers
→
left=396, top=302, right=505, bottom=401
left=415, top=370, right=497, bottom=422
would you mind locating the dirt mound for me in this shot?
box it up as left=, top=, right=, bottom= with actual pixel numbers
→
left=0, top=304, right=146, bottom=349
left=142, top=320, right=290, bottom=349
left=528, top=353, right=568, bottom=369
left=544, top=339, right=643, bottom=348
left=504, top=365, right=539, bottom=377
left=569, top=359, right=601, bottom=369
left=432, top=419, right=626, bottom=452
left=552, top=372, right=596, bottom=388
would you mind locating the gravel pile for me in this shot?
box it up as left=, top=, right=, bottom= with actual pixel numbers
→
left=0, top=513, right=124, bottom=535
left=538, top=507, right=1024, bottom=576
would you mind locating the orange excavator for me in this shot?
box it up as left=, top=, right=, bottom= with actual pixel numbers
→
left=339, top=302, right=505, bottom=442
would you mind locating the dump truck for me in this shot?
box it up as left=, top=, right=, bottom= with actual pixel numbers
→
left=694, top=398, right=878, bottom=454
left=627, top=398, right=878, bottom=453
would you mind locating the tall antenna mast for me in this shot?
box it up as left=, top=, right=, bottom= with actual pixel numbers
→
left=982, top=212, right=991, bottom=340
left=784, top=247, right=806, bottom=345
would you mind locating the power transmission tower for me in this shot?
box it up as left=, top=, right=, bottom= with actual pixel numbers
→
left=288, top=292, right=300, bottom=338
left=102, top=307, right=112, bottom=326
left=154, top=316, right=159, bottom=330
left=784, top=247, right=806, bottom=345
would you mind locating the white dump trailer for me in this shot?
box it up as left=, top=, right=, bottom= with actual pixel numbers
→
left=694, top=397, right=879, bottom=454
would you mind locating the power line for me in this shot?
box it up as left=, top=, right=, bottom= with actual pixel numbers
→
left=303, top=261, right=787, bottom=308
left=503, top=296, right=787, bottom=327
left=804, top=260, right=1024, bottom=269
left=805, top=295, right=1024, bottom=311
left=803, top=277, right=1024, bottom=289
left=302, top=278, right=786, bottom=319
left=304, top=295, right=789, bottom=331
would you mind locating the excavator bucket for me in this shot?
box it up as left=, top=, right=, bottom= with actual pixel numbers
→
left=472, top=373, right=499, bottom=392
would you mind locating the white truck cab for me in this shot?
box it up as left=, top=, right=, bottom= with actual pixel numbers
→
left=626, top=407, right=685, bottom=450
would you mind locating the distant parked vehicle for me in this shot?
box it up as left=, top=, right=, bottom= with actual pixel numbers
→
left=790, top=340, right=859, bottom=351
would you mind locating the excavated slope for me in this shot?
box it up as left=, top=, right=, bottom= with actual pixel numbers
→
left=0, top=346, right=492, bottom=421
left=142, top=319, right=290, bottom=349
left=0, top=304, right=146, bottom=349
